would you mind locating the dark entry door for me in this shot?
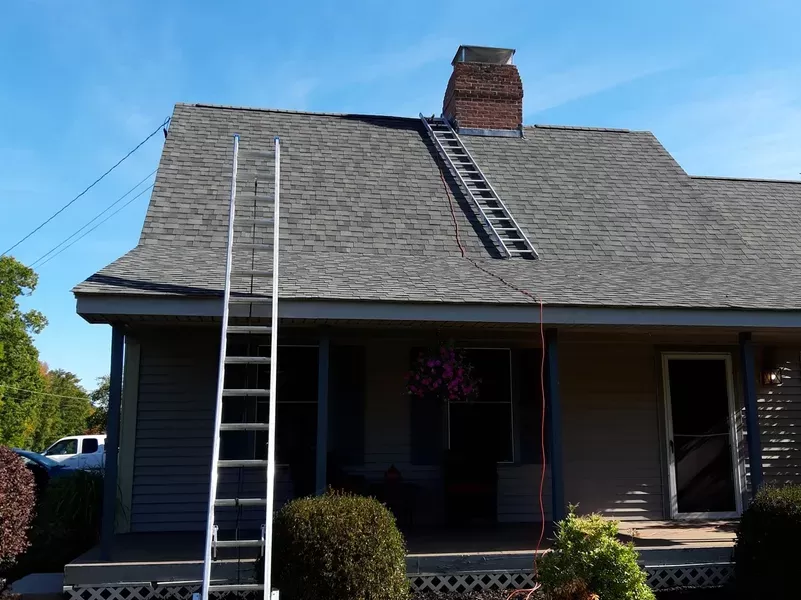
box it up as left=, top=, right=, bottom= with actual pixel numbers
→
left=664, top=356, right=740, bottom=518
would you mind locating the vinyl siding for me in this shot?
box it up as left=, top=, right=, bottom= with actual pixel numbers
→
left=130, top=328, right=293, bottom=533
left=561, top=342, right=664, bottom=521
left=757, top=347, right=801, bottom=486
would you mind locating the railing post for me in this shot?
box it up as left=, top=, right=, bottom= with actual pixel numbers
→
left=739, top=332, right=763, bottom=494
left=101, top=325, right=124, bottom=560
left=315, top=333, right=330, bottom=495
left=545, top=328, right=565, bottom=523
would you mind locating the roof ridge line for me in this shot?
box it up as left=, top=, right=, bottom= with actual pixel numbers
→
left=181, top=102, right=420, bottom=122
left=530, top=124, right=631, bottom=133
left=692, top=175, right=801, bottom=185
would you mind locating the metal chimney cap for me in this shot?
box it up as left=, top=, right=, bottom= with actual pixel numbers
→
left=452, top=45, right=516, bottom=66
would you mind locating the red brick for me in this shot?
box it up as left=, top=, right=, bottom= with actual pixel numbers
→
left=443, top=62, right=523, bottom=130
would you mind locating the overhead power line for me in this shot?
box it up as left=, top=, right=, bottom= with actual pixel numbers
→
left=2, top=116, right=170, bottom=257
left=1, top=383, right=88, bottom=401
left=29, top=169, right=157, bottom=268
left=36, top=184, right=154, bottom=268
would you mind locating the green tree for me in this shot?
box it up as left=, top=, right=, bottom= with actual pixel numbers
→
left=85, top=375, right=110, bottom=433
left=32, top=367, right=91, bottom=449
left=0, top=256, right=47, bottom=448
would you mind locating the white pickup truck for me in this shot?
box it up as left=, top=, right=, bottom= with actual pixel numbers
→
left=42, top=434, right=106, bottom=470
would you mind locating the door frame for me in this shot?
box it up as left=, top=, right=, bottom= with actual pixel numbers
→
left=661, top=352, right=744, bottom=520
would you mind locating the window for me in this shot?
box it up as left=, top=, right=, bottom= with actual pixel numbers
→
left=81, top=438, right=99, bottom=454
left=448, top=348, right=514, bottom=463
left=220, top=345, right=318, bottom=470
left=46, top=438, right=77, bottom=456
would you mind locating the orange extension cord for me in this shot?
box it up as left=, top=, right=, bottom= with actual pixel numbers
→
left=438, top=168, right=548, bottom=588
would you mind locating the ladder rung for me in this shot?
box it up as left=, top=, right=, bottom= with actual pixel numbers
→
left=218, top=459, right=269, bottom=468
left=235, top=218, right=274, bottom=227
left=224, top=356, right=271, bottom=364
left=215, top=497, right=268, bottom=507
left=234, top=243, right=274, bottom=252
left=495, top=227, right=519, bottom=231
left=508, top=249, right=536, bottom=253
left=241, top=150, right=275, bottom=158
left=220, top=422, right=270, bottom=431
left=487, top=216, right=513, bottom=221
left=222, top=388, right=271, bottom=397
left=227, top=325, right=272, bottom=334
left=208, top=584, right=264, bottom=593
left=230, top=269, right=273, bottom=277
left=228, top=296, right=271, bottom=303
left=213, top=539, right=264, bottom=549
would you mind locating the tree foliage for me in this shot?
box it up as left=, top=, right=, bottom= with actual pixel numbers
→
left=0, top=256, right=47, bottom=448
left=85, top=375, right=110, bottom=433
left=32, top=367, right=92, bottom=450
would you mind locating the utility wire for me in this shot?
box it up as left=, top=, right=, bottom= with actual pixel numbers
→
left=2, top=116, right=169, bottom=257
left=29, top=169, right=157, bottom=268
left=1, top=384, right=88, bottom=401
left=36, top=184, right=154, bottom=268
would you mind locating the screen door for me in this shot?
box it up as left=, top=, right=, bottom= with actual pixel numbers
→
left=663, top=355, right=741, bottom=518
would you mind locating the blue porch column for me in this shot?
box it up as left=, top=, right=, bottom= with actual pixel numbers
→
left=315, top=333, right=330, bottom=495
left=101, top=325, right=124, bottom=559
left=545, top=328, right=566, bottom=523
left=739, top=332, right=764, bottom=494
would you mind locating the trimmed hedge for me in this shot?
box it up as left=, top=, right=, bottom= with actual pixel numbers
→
left=538, top=509, right=654, bottom=600
left=19, top=469, right=103, bottom=573
left=273, top=491, right=408, bottom=600
left=734, top=484, right=801, bottom=598
left=0, top=446, right=36, bottom=570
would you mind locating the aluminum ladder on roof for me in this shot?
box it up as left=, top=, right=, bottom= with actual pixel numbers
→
left=201, top=135, right=281, bottom=600
left=420, top=114, right=538, bottom=259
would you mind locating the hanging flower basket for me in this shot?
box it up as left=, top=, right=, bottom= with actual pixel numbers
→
left=406, top=345, right=480, bottom=402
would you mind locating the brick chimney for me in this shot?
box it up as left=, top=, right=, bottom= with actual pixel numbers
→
left=443, top=46, right=522, bottom=134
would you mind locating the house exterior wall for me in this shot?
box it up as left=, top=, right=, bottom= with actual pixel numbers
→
left=561, top=342, right=664, bottom=521
left=346, top=339, right=552, bottom=523
left=120, top=326, right=801, bottom=533
left=756, top=346, right=801, bottom=486
left=127, top=327, right=293, bottom=533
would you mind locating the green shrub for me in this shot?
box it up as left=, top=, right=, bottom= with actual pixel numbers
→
left=273, top=491, right=408, bottom=600
left=734, top=484, right=801, bottom=598
left=0, top=447, right=36, bottom=571
left=20, top=469, right=104, bottom=573
left=538, top=509, right=654, bottom=600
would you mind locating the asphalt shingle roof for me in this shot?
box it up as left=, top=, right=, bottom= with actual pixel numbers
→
left=75, top=103, right=801, bottom=311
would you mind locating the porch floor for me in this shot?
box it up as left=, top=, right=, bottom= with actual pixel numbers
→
left=64, top=521, right=736, bottom=586
left=405, top=520, right=736, bottom=555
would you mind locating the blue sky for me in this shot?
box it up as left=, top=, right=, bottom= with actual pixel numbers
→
left=2, top=0, right=800, bottom=388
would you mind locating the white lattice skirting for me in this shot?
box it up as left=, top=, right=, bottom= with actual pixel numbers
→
left=64, top=563, right=734, bottom=599
left=646, top=563, right=734, bottom=590
left=409, top=562, right=733, bottom=593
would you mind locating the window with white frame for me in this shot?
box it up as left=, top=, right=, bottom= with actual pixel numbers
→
left=448, top=348, right=514, bottom=463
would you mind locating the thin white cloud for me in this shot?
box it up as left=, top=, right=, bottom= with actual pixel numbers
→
left=522, top=60, right=679, bottom=115
left=351, top=36, right=456, bottom=83
left=656, top=69, right=801, bottom=179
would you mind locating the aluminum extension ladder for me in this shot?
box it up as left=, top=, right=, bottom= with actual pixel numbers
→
left=420, top=114, right=538, bottom=259
left=201, top=135, right=281, bottom=600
